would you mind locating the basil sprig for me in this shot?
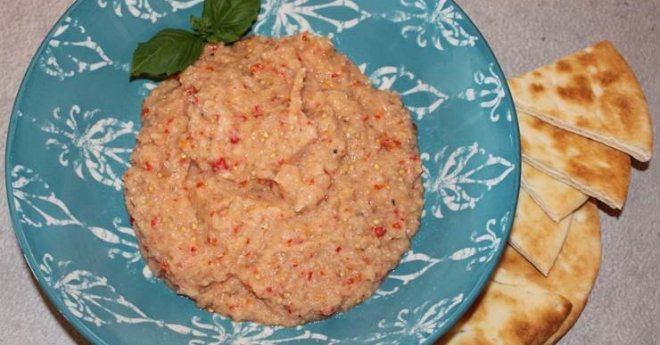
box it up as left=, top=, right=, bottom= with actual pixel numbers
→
left=131, top=0, right=261, bottom=80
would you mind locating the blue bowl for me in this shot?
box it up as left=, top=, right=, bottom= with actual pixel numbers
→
left=6, top=0, right=520, bottom=344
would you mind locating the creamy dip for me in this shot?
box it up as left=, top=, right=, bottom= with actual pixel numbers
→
left=124, top=33, right=423, bottom=326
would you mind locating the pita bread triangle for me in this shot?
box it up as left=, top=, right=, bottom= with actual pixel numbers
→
left=438, top=202, right=601, bottom=345
left=521, top=162, right=588, bottom=222
left=509, top=41, right=653, bottom=162
left=437, top=281, right=572, bottom=345
left=518, top=110, right=631, bottom=209
left=494, top=202, right=602, bottom=344
left=509, top=189, right=573, bottom=276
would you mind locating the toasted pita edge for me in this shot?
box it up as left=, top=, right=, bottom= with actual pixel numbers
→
left=520, top=171, right=589, bottom=223
left=522, top=154, right=626, bottom=210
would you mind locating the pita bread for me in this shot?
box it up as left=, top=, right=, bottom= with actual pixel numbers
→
left=521, top=162, right=588, bottom=222
left=437, top=281, right=572, bottom=345
left=509, top=189, right=573, bottom=276
left=509, top=41, right=653, bottom=162
left=518, top=110, right=631, bottom=209
left=494, top=202, right=602, bottom=344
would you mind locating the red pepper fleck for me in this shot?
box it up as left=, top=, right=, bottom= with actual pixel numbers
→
left=286, top=306, right=293, bottom=314
left=196, top=181, right=205, bottom=188
left=392, top=222, right=402, bottom=230
left=335, top=246, right=342, bottom=253
left=205, top=65, right=214, bottom=72
left=266, top=286, right=273, bottom=293
left=207, top=235, right=218, bottom=245
left=159, top=260, right=169, bottom=273
left=230, top=132, right=240, bottom=144
left=190, top=245, right=198, bottom=254
left=257, top=178, right=276, bottom=189
left=228, top=304, right=236, bottom=311
left=164, top=128, right=170, bottom=134
left=150, top=216, right=159, bottom=228
left=374, top=183, right=385, bottom=190
left=380, top=136, right=402, bottom=150
left=232, top=225, right=241, bottom=234
left=211, top=158, right=229, bottom=172
left=249, top=63, right=265, bottom=74
left=307, top=272, right=313, bottom=281
left=238, top=180, right=248, bottom=188
left=331, top=72, right=340, bottom=79
left=141, top=107, right=150, bottom=117
left=144, top=162, right=153, bottom=171
left=373, top=226, right=387, bottom=238
left=246, top=238, right=251, bottom=245
left=252, top=105, right=264, bottom=118
left=129, top=216, right=135, bottom=225
left=346, top=277, right=355, bottom=285
left=184, top=86, right=199, bottom=104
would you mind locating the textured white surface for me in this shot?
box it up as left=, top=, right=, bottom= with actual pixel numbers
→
left=1, top=1, right=658, bottom=344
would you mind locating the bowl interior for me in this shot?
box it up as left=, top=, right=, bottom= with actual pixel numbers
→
left=6, top=1, right=520, bottom=344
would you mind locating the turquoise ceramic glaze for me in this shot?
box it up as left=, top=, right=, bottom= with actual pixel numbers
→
left=6, top=0, right=520, bottom=344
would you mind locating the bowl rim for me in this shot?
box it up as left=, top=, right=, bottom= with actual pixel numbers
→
left=5, top=1, right=521, bottom=344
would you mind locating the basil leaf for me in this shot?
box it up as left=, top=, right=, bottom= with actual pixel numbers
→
left=131, top=29, right=205, bottom=80
left=191, top=0, right=260, bottom=43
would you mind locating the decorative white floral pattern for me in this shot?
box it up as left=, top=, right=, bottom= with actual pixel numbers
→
left=39, top=253, right=336, bottom=343
left=11, top=165, right=82, bottom=228
left=10, top=166, right=149, bottom=277
left=39, top=17, right=128, bottom=80
left=375, top=209, right=509, bottom=299
left=137, top=81, right=158, bottom=97
left=380, top=0, right=478, bottom=50
left=446, top=212, right=510, bottom=271
left=31, top=105, right=136, bottom=191
left=254, top=0, right=370, bottom=37
left=421, top=142, right=515, bottom=219
left=97, top=0, right=203, bottom=23
left=361, top=64, right=448, bottom=120
left=374, top=251, right=442, bottom=299
left=458, top=63, right=512, bottom=122
left=354, top=293, right=464, bottom=344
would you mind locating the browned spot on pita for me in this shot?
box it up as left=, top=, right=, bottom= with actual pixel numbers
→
left=556, top=60, right=572, bottom=72
left=530, top=83, right=545, bottom=94
left=577, top=52, right=596, bottom=67
left=596, top=70, right=619, bottom=86
left=556, top=75, right=594, bottom=104
left=575, top=116, right=590, bottom=128
left=602, top=95, right=634, bottom=132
